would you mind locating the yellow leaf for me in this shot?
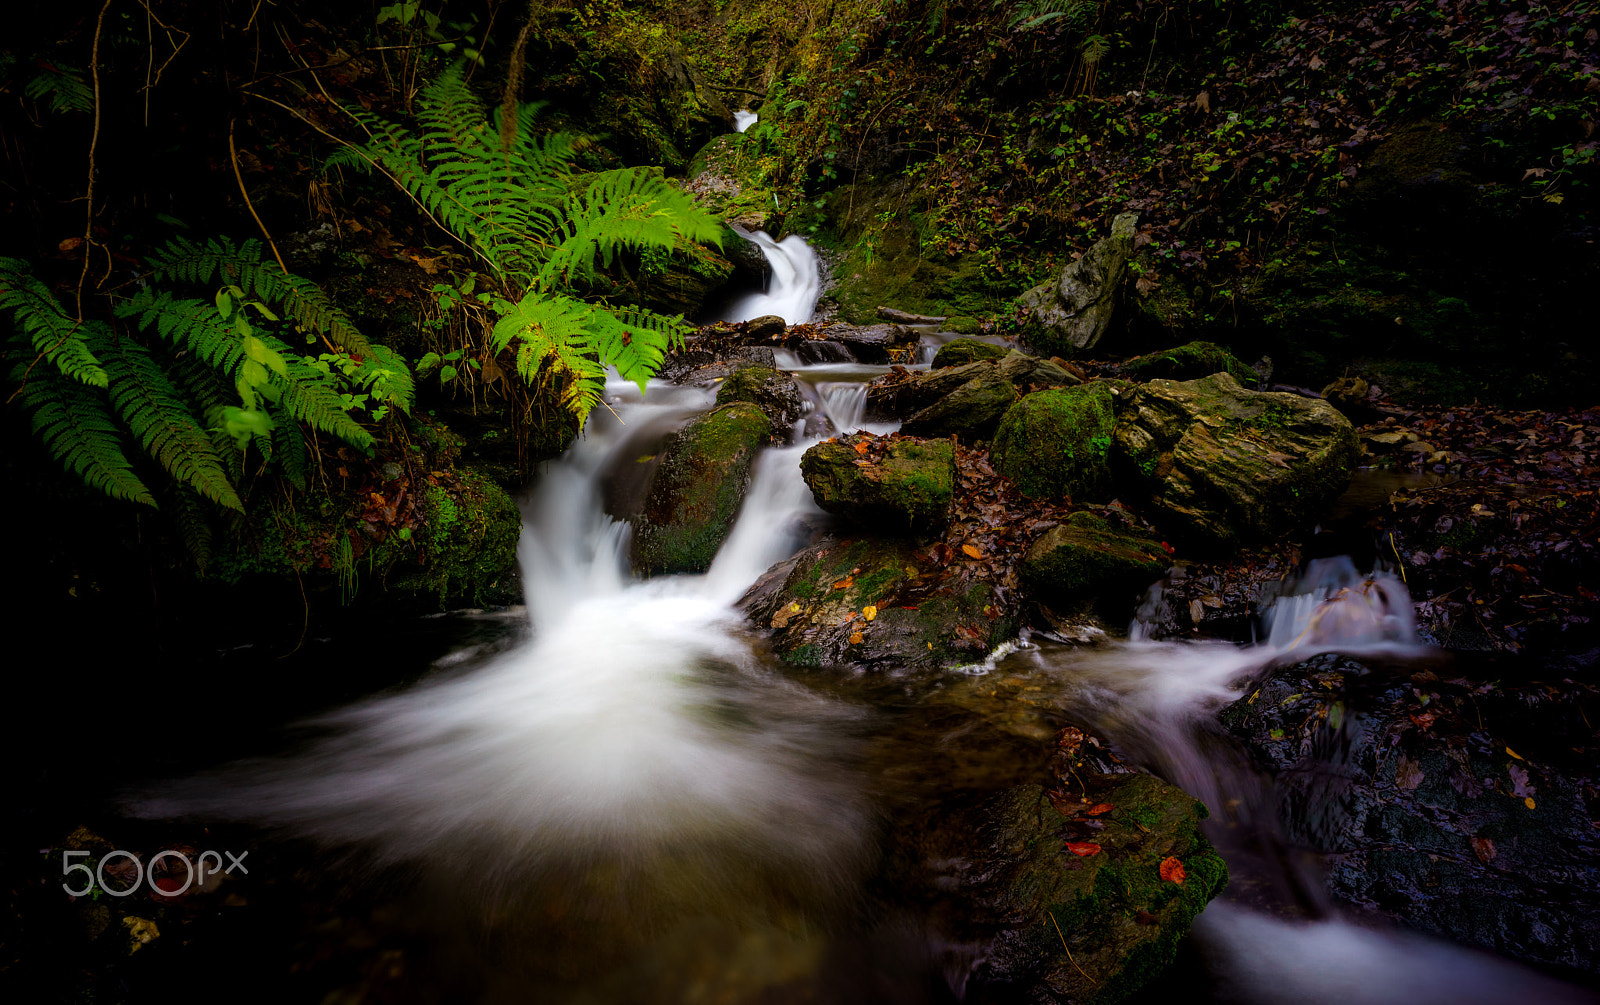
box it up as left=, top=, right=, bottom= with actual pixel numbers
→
left=962, top=544, right=982, bottom=559
left=927, top=642, right=933, bottom=650
left=1506, top=747, right=1523, bottom=760
left=1524, top=797, right=1536, bottom=810
left=862, top=605, right=877, bottom=621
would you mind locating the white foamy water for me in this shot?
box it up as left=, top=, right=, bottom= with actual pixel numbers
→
left=721, top=231, right=821, bottom=324
left=734, top=109, right=758, bottom=132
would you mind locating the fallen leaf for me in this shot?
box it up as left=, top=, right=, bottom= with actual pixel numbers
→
left=854, top=441, right=870, bottom=455
left=1471, top=837, right=1497, bottom=862
left=1086, top=803, right=1115, bottom=816
left=1065, top=842, right=1102, bottom=857
left=848, top=631, right=864, bottom=645
left=1395, top=755, right=1424, bottom=790
left=1159, top=856, right=1187, bottom=885
left=58, top=236, right=84, bottom=252
left=862, top=605, right=877, bottom=621
left=962, top=544, right=982, bottom=559
left=832, top=576, right=855, bottom=590
left=1524, top=797, right=1537, bottom=810
left=1506, top=746, right=1524, bottom=760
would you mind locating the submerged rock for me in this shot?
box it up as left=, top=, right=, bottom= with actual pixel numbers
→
left=741, top=535, right=1018, bottom=670
left=714, top=365, right=804, bottom=441
left=1222, top=652, right=1600, bottom=975
left=1021, top=513, right=1170, bottom=617
left=800, top=434, right=954, bottom=535
left=1113, top=372, right=1358, bottom=548
left=932, top=337, right=1009, bottom=369
left=1018, top=212, right=1138, bottom=357
left=630, top=402, right=770, bottom=576
left=991, top=383, right=1118, bottom=501
left=1122, top=340, right=1258, bottom=386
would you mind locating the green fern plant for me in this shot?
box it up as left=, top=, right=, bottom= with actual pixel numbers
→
left=328, top=62, right=722, bottom=426
left=0, top=240, right=414, bottom=513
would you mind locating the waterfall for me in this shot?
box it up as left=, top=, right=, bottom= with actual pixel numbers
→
left=721, top=231, right=821, bottom=324
left=733, top=109, right=758, bottom=133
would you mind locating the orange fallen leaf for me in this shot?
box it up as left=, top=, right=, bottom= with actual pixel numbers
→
left=1159, top=856, right=1186, bottom=885
left=848, top=631, right=864, bottom=645
left=1524, top=796, right=1536, bottom=810
left=1086, top=803, right=1115, bottom=817
left=854, top=441, right=869, bottom=455
left=832, top=576, right=855, bottom=590
left=1065, top=842, right=1102, bottom=857
left=962, top=544, right=982, bottom=559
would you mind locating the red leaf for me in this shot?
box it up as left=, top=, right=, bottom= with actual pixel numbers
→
left=1065, top=841, right=1102, bottom=857
left=1086, top=803, right=1115, bottom=817
left=1159, top=856, right=1187, bottom=884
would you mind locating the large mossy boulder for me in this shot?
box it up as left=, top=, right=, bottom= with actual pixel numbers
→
left=932, top=337, right=1009, bottom=369
left=1123, top=341, right=1258, bottom=386
left=714, top=365, right=804, bottom=440
left=991, top=383, right=1118, bottom=501
left=1021, top=513, right=1170, bottom=616
left=630, top=402, right=769, bottom=576
left=928, top=775, right=1227, bottom=1003
left=799, top=435, right=954, bottom=535
left=1222, top=653, right=1600, bottom=975
left=742, top=536, right=1019, bottom=670
left=1113, top=373, right=1358, bottom=548
left=1018, top=212, right=1138, bottom=358
left=900, top=368, right=1020, bottom=442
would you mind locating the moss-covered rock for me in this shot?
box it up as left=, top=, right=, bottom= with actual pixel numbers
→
left=1021, top=513, right=1170, bottom=616
left=714, top=365, right=804, bottom=440
left=630, top=402, right=770, bottom=576
left=941, top=315, right=984, bottom=335
left=925, top=774, right=1228, bottom=1004
left=684, top=133, right=779, bottom=231
left=1017, top=212, right=1138, bottom=357
left=1113, top=372, right=1358, bottom=548
left=932, top=337, right=1009, bottom=369
left=742, top=536, right=1019, bottom=670
left=1123, top=340, right=1258, bottom=385
left=799, top=435, right=954, bottom=535
left=900, top=368, right=1019, bottom=442
left=991, top=383, right=1118, bottom=502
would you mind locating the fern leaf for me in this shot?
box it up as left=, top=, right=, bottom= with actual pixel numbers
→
left=264, top=338, right=376, bottom=450
left=95, top=337, right=245, bottom=512
left=9, top=360, right=154, bottom=507
left=543, top=169, right=724, bottom=286
left=24, top=64, right=93, bottom=114
left=168, top=353, right=246, bottom=482
left=269, top=408, right=312, bottom=490
left=0, top=258, right=109, bottom=386
left=587, top=304, right=690, bottom=395
left=491, top=292, right=608, bottom=425
left=356, top=343, right=415, bottom=413
left=165, top=484, right=215, bottom=574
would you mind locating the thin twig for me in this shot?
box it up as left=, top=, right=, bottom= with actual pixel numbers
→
left=1047, top=911, right=1096, bottom=987
left=75, top=0, right=115, bottom=320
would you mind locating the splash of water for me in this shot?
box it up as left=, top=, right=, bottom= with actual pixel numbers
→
left=733, top=109, right=758, bottom=133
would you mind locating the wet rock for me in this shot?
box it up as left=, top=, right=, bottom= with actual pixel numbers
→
left=1018, top=212, right=1139, bottom=357
left=1113, top=373, right=1359, bottom=548
left=932, top=337, right=1009, bottom=369
left=900, top=368, right=1020, bottom=442
left=799, top=434, right=954, bottom=535
left=714, top=365, right=804, bottom=441
left=659, top=344, right=777, bottom=385
left=992, top=383, right=1118, bottom=501
left=1022, top=513, right=1170, bottom=616
left=741, top=535, right=1017, bottom=670
left=1321, top=375, right=1376, bottom=421
left=684, top=134, right=778, bottom=231
left=924, top=774, right=1227, bottom=1003
left=744, top=314, right=787, bottom=341
left=869, top=351, right=1077, bottom=421
left=814, top=321, right=920, bottom=364
left=1221, top=652, right=1600, bottom=975
left=1122, top=340, right=1259, bottom=386
left=631, top=402, right=769, bottom=576
left=941, top=316, right=984, bottom=335
left=994, top=350, right=1079, bottom=391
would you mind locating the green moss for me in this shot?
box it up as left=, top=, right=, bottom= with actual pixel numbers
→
left=943, top=316, right=983, bottom=335
left=931, top=337, right=1008, bottom=369
left=800, top=437, right=955, bottom=534
left=632, top=402, right=770, bottom=575
left=1123, top=341, right=1258, bottom=385
left=991, top=384, right=1117, bottom=501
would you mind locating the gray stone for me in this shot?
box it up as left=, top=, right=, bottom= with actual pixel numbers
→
left=1018, top=212, right=1138, bottom=356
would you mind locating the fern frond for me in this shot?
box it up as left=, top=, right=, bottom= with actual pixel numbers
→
left=166, top=484, right=215, bottom=574
left=145, top=236, right=378, bottom=357
left=25, top=64, right=93, bottom=113
left=0, top=258, right=109, bottom=386
left=95, top=336, right=245, bottom=512
left=355, top=343, right=415, bottom=413
left=543, top=170, right=724, bottom=286
left=587, top=304, right=691, bottom=394
left=269, top=409, right=312, bottom=490
left=265, top=337, right=376, bottom=451
left=9, top=359, right=154, bottom=507
left=168, top=353, right=245, bottom=483
left=117, top=290, right=250, bottom=374
left=491, top=292, right=609, bottom=424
